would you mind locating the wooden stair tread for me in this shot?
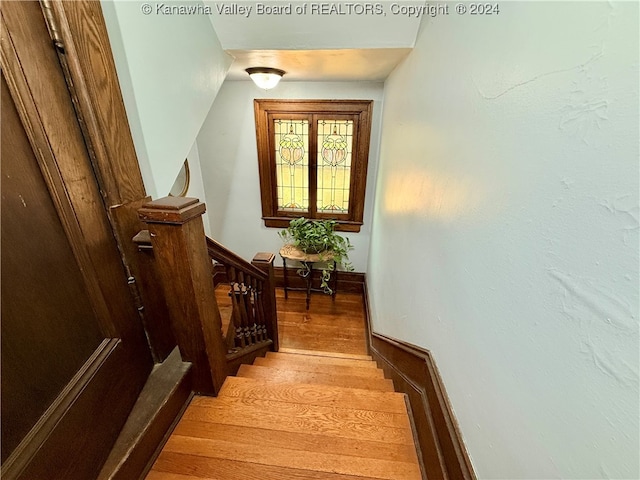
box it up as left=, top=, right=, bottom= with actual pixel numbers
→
left=254, top=357, right=385, bottom=378
left=147, top=283, right=423, bottom=480
left=181, top=401, right=414, bottom=445
left=266, top=351, right=378, bottom=369
left=172, top=420, right=419, bottom=463
left=189, top=396, right=411, bottom=429
left=160, top=436, right=421, bottom=480
left=149, top=452, right=391, bottom=480
left=278, top=310, right=367, bottom=327
left=278, top=347, right=372, bottom=360
left=218, top=376, right=407, bottom=413
left=237, top=364, right=394, bottom=392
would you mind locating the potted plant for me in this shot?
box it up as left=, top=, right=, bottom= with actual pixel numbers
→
left=278, top=217, right=353, bottom=293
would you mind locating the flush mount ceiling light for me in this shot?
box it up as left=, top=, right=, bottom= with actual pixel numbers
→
left=245, top=67, right=286, bottom=90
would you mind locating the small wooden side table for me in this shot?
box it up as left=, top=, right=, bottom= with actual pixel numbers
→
left=279, top=244, right=337, bottom=310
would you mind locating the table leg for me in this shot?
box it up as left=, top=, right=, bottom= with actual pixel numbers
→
left=282, top=256, right=289, bottom=299
left=303, top=261, right=312, bottom=310
left=332, top=260, right=338, bottom=300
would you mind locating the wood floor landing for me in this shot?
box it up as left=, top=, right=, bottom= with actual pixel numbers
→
left=276, top=289, right=369, bottom=356
left=146, top=350, right=422, bottom=480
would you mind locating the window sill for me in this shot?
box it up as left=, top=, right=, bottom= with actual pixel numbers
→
left=263, top=217, right=362, bottom=233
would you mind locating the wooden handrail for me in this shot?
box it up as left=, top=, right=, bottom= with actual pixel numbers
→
left=206, top=236, right=267, bottom=280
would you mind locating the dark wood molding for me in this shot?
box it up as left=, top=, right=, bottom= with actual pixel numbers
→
left=137, top=388, right=194, bottom=480
left=139, top=197, right=206, bottom=225
left=1, top=2, right=158, bottom=477
left=363, top=280, right=476, bottom=480
left=2, top=339, right=117, bottom=478
left=263, top=216, right=363, bottom=232
left=97, top=349, right=192, bottom=480
left=1, top=340, right=149, bottom=480
left=1, top=5, right=115, bottom=339
left=129, top=225, right=177, bottom=363
left=0, top=0, right=149, bottom=348
left=403, top=395, right=428, bottom=480
left=43, top=0, right=146, bottom=206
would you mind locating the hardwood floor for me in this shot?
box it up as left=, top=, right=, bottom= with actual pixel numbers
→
left=145, top=289, right=421, bottom=479
left=276, top=288, right=368, bottom=355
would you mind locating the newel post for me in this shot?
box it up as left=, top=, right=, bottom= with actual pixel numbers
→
left=251, top=252, right=279, bottom=351
left=138, top=197, right=227, bottom=395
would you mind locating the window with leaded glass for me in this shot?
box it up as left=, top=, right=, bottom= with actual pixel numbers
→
left=254, top=100, right=373, bottom=232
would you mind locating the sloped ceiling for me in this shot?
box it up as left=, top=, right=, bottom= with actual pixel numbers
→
left=205, top=1, right=422, bottom=81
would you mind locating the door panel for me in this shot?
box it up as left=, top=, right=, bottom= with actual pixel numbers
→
left=1, top=77, right=104, bottom=460
left=0, top=1, right=153, bottom=478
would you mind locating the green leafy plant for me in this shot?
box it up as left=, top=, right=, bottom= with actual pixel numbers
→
left=279, top=217, right=354, bottom=293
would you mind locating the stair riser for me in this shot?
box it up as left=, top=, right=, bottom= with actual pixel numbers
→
left=237, top=364, right=395, bottom=392
left=254, top=357, right=385, bottom=379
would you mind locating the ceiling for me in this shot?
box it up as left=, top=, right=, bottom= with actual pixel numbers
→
left=225, top=48, right=412, bottom=82
left=206, top=1, right=423, bottom=82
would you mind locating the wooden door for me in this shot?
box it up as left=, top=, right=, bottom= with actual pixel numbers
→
left=1, top=2, right=153, bottom=478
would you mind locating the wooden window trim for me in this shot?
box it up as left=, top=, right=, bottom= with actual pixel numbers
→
left=254, top=99, right=373, bottom=233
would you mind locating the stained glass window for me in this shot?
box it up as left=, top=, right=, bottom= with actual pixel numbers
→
left=254, top=100, right=373, bottom=232
left=317, top=120, right=353, bottom=214
left=274, top=119, right=309, bottom=212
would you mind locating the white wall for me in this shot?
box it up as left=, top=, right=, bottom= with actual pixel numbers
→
left=101, top=0, right=232, bottom=198
left=196, top=81, right=384, bottom=271
left=370, top=2, right=639, bottom=479
left=185, top=142, right=212, bottom=235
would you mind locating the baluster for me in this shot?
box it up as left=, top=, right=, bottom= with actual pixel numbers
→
left=251, top=252, right=278, bottom=351
left=244, top=273, right=256, bottom=345
left=254, top=277, right=266, bottom=342
left=240, top=284, right=250, bottom=347
left=251, top=277, right=262, bottom=342
left=224, top=264, right=233, bottom=286
left=253, top=278, right=266, bottom=342
left=228, top=266, right=245, bottom=349
left=235, top=271, right=252, bottom=346
left=248, top=276, right=259, bottom=343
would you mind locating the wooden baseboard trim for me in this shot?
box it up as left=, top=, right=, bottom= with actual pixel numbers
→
left=402, top=393, right=429, bottom=480
left=137, top=389, right=194, bottom=480
left=363, top=280, right=476, bottom=480
left=97, top=348, right=193, bottom=480
left=273, top=266, right=365, bottom=294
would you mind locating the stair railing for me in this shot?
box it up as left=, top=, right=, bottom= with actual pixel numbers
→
left=206, top=237, right=279, bottom=365
left=136, top=196, right=278, bottom=395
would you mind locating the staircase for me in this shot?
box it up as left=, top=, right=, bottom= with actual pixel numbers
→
left=146, top=349, right=423, bottom=479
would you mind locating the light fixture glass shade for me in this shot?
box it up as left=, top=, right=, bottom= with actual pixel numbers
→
left=246, top=67, right=285, bottom=90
